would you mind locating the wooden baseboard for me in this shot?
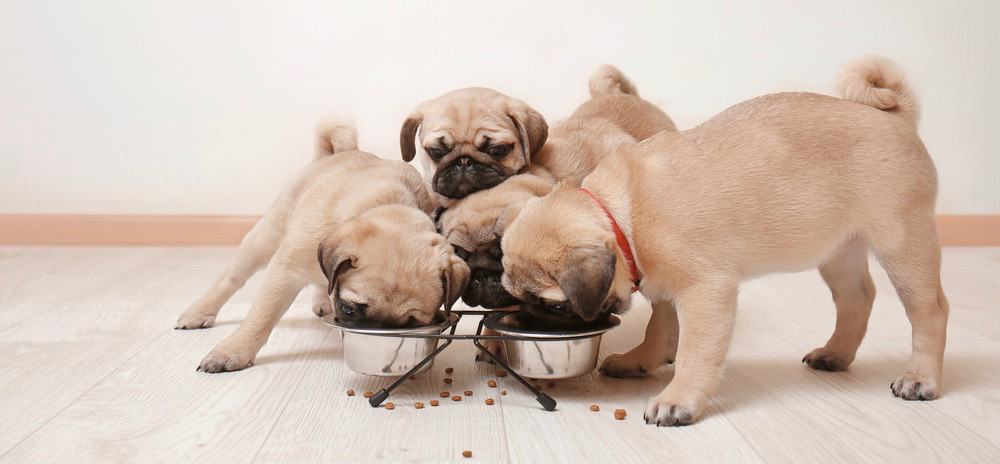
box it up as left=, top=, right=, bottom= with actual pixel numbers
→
left=0, top=214, right=997, bottom=246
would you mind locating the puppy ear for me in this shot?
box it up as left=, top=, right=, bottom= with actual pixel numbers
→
left=400, top=112, right=423, bottom=162
left=441, top=254, right=471, bottom=313
left=558, top=241, right=616, bottom=321
left=317, top=241, right=357, bottom=295
left=507, top=103, right=548, bottom=162
left=493, top=200, right=529, bottom=236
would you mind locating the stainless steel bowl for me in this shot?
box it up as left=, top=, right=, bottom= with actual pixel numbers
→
left=484, top=313, right=621, bottom=379
left=324, top=313, right=459, bottom=377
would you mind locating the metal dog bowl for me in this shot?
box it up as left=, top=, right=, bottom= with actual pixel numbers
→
left=325, top=312, right=459, bottom=376
left=484, top=313, right=621, bottom=379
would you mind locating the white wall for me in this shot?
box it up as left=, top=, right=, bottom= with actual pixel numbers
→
left=2, top=0, right=998, bottom=215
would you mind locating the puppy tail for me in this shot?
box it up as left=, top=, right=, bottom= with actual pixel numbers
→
left=315, top=116, right=358, bottom=158
left=837, top=56, right=920, bottom=127
left=589, top=64, right=639, bottom=97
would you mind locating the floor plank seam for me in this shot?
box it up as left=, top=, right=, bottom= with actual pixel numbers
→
left=249, top=330, right=333, bottom=464
left=0, top=330, right=172, bottom=459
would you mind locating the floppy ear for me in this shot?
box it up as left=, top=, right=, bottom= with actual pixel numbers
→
left=558, top=241, right=616, bottom=321
left=507, top=103, right=548, bottom=162
left=317, top=241, right=357, bottom=295
left=400, top=112, right=423, bottom=162
left=441, top=254, right=471, bottom=313
left=493, top=200, right=530, bottom=236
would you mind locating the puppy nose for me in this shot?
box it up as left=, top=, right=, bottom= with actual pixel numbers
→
left=459, top=157, right=471, bottom=167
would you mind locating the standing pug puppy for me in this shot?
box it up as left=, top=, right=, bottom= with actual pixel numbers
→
left=438, top=65, right=677, bottom=310
left=400, top=88, right=548, bottom=206
left=176, top=119, right=470, bottom=373
left=501, top=57, right=948, bottom=425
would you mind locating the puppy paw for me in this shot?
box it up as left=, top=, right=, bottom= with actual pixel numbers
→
left=600, top=353, right=651, bottom=378
left=802, top=347, right=853, bottom=372
left=891, top=372, right=939, bottom=400
left=197, top=346, right=255, bottom=373
left=475, top=340, right=506, bottom=364
left=175, top=312, right=216, bottom=330
left=644, top=394, right=702, bottom=427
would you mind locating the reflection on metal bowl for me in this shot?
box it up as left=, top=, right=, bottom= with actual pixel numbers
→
left=484, top=313, right=621, bottom=379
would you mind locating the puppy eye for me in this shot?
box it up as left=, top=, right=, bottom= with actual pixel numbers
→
left=486, top=144, right=512, bottom=158
left=452, top=245, right=470, bottom=261
left=546, top=301, right=570, bottom=315
left=425, top=146, right=449, bottom=160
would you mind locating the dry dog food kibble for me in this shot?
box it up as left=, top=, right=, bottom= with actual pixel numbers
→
left=443, top=378, right=453, bottom=384
left=462, top=451, right=472, bottom=458
left=414, top=402, right=425, bottom=409
left=384, top=402, right=395, bottom=410
left=439, top=391, right=450, bottom=398
left=464, top=390, right=473, bottom=396
left=430, top=400, right=440, bottom=407
left=485, top=398, right=495, bottom=405
left=496, top=371, right=508, bottom=377
left=445, top=367, right=455, bottom=374
left=614, top=409, right=627, bottom=420
left=487, top=380, right=497, bottom=388
left=500, top=390, right=507, bottom=396
left=346, top=389, right=356, bottom=396
left=589, top=404, right=600, bottom=412
left=452, top=395, right=462, bottom=401
left=363, top=391, right=374, bottom=398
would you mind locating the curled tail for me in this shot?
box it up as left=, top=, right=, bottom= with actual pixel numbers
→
left=314, top=116, right=358, bottom=158
left=589, top=64, right=639, bottom=97
left=837, top=56, right=920, bottom=126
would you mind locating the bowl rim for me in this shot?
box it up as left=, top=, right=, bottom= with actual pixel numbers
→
left=322, top=312, right=460, bottom=335
left=483, top=313, right=621, bottom=339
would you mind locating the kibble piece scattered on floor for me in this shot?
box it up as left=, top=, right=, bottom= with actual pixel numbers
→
left=346, top=389, right=356, bottom=396
left=430, top=400, right=440, bottom=407
left=496, top=371, right=508, bottom=377
left=384, top=402, right=395, bottom=410
left=501, top=390, right=507, bottom=396
left=445, top=367, right=455, bottom=374
left=589, top=404, right=600, bottom=412
left=485, top=398, right=495, bottom=405
left=487, top=380, right=497, bottom=388
left=452, top=395, right=462, bottom=401
left=363, top=391, right=374, bottom=398
left=444, top=378, right=453, bottom=384
left=547, top=381, right=556, bottom=388
left=415, top=402, right=425, bottom=409
left=464, top=390, right=473, bottom=396
left=614, top=409, right=627, bottom=420
left=462, top=451, right=472, bottom=458
left=439, top=391, right=450, bottom=398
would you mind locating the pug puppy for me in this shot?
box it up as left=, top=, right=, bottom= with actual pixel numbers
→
left=501, top=57, right=948, bottom=426
left=439, top=65, right=677, bottom=310
left=176, top=119, right=470, bottom=373
left=400, top=88, right=548, bottom=206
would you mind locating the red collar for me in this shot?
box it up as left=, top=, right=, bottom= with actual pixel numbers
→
left=580, top=188, right=641, bottom=293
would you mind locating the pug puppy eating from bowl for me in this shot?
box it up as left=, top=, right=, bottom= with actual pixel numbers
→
left=501, top=57, right=949, bottom=425
left=175, top=119, right=470, bottom=373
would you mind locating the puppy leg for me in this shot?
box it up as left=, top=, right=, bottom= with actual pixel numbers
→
left=601, top=299, right=678, bottom=377
left=871, top=217, right=949, bottom=400
left=645, top=281, right=737, bottom=426
left=198, top=255, right=304, bottom=373
left=803, top=238, right=875, bottom=371
left=311, top=285, right=333, bottom=317
left=176, top=217, right=282, bottom=329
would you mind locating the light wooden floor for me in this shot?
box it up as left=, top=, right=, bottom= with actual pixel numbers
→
left=0, top=246, right=998, bottom=463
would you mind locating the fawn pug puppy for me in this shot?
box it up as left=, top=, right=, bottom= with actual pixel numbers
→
left=501, top=57, right=949, bottom=425
left=400, top=88, right=548, bottom=206
left=176, top=119, right=470, bottom=373
left=438, top=65, right=677, bottom=310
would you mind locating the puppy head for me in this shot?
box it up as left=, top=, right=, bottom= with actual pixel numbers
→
left=319, top=207, right=470, bottom=327
left=437, top=172, right=554, bottom=309
left=500, top=184, right=632, bottom=327
left=400, top=88, right=548, bottom=200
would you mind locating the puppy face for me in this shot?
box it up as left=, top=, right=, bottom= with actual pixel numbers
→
left=400, top=88, right=548, bottom=200
left=500, top=185, right=632, bottom=327
left=318, top=212, right=470, bottom=328
left=437, top=172, right=554, bottom=309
